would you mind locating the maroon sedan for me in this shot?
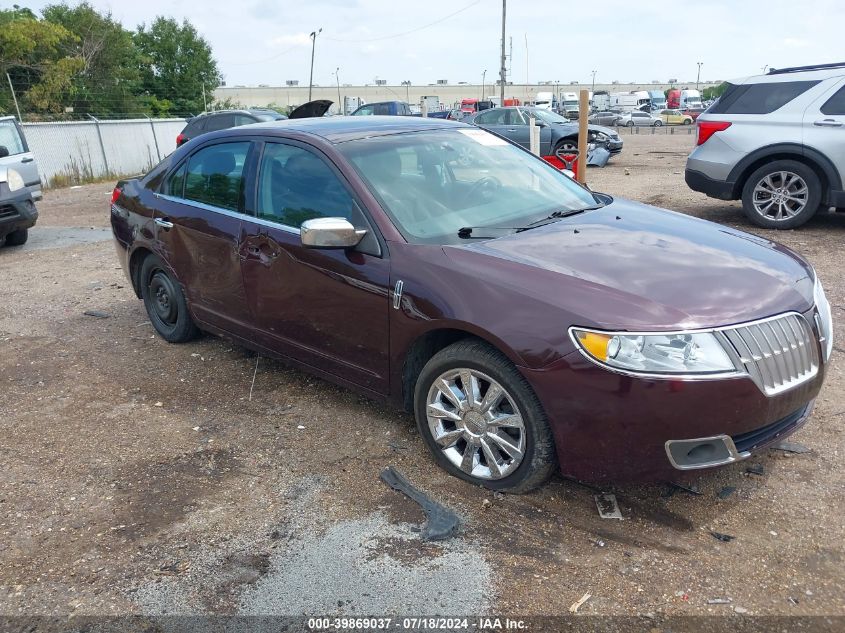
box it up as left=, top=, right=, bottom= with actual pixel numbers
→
left=110, top=117, right=833, bottom=491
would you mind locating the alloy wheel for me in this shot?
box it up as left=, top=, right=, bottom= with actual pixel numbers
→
left=752, top=171, right=809, bottom=221
left=425, top=368, right=526, bottom=480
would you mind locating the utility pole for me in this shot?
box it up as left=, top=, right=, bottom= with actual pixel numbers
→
left=335, top=68, right=341, bottom=113
left=591, top=70, right=597, bottom=94
left=499, top=0, right=507, bottom=103
left=524, top=33, right=529, bottom=85
left=5, top=72, right=22, bottom=122
left=309, top=28, right=322, bottom=102
left=481, top=69, right=487, bottom=101
left=696, top=62, right=703, bottom=92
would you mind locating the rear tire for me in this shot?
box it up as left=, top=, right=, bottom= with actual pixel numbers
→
left=741, top=160, right=822, bottom=229
left=654, top=120, right=662, bottom=127
left=140, top=254, right=198, bottom=343
left=683, top=119, right=692, bottom=125
left=626, top=121, right=634, bottom=128
left=555, top=139, right=578, bottom=153
left=413, top=339, right=557, bottom=493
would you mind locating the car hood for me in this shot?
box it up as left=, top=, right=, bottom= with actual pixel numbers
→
left=447, top=199, right=814, bottom=331
left=289, top=100, right=333, bottom=119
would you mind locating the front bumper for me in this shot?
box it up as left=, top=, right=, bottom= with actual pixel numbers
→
left=520, top=328, right=825, bottom=482
left=0, top=186, right=38, bottom=239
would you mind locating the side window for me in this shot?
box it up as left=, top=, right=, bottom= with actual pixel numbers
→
left=183, top=142, right=250, bottom=211
left=709, top=81, right=820, bottom=115
left=233, top=114, right=256, bottom=127
left=256, top=143, right=355, bottom=227
left=0, top=119, right=26, bottom=155
left=353, top=105, right=374, bottom=116
left=166, top=162, right=188, bottom=197
left=374, top=103, right=391, bottom=115
left=203, top=114, right=236, bottom=132
left=508, top=110, right=528, bottom=126
left=820, top=86, right=845, bottom=115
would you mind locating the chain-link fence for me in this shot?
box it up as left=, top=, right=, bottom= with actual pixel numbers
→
left=20, top=116, right=187, bottom=187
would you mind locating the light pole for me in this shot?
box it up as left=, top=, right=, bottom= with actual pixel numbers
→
left=761, top=64, right=768, bottom=74
left=499, top=0, right=506, bottom=103
left=591, top=69, right=597, bottom=94
left=334, top=67, right=341, bottom=113
left=481, top=69, right=487, bottom=101
left=696, top=62, right=703, bottom=92
left=401, top=80, right=411, bottom=102
left=308, top=28, right=322, bottom=102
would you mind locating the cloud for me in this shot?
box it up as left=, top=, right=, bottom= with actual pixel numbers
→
left=267, top=33, right=313, bottom=48
left=782, top=37, right=810, bottom=48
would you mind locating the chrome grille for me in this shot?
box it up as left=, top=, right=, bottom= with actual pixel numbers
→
left=722, top=313, right=819, bottom=396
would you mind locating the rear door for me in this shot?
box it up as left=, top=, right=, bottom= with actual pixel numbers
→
left=239, top=140, right=390, bottom=391
left=803, top=79, right=845, bottom=193
left=153, top=140, right=255, bottom=335
left=0, top=117, right=40, bottom=199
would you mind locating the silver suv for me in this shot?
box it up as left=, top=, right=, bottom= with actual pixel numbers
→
left=685, top=62, right=845, bottom=229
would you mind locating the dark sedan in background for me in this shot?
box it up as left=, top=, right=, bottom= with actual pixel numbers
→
left=466, top=106, right=623, bottom=159
left=111, top=116, right=830, bottom=491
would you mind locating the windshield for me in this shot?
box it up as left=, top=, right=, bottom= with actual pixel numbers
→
left=339, top=128, right=597, bottom=245
left=529, top=109, right=570, bottom=124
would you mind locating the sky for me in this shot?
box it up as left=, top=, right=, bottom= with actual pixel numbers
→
left=21, top=0, right=845, bottom=87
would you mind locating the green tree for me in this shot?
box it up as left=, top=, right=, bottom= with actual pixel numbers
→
left=42, top=2, right=143, bottom=116
left=703, top=82, right=730, bottom=101
left=135, top=17, right=220, bottom=116
left=0, top=7, right=82, bottom=114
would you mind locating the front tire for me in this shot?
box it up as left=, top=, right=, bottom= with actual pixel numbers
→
left=556, top=139, right=578, bottom=153
left=683, top=118, right=692, bottom=125
left=4, top=228, right=28, bottom=246
left=741, top=160, right=822, bottom=229
left=654, top=120, right=662, bottom=127
left=414, top=339, right=557, bottom=493
left=140, top=255, right=198, bottom=343
left=626, top=121, right=634, bottom=128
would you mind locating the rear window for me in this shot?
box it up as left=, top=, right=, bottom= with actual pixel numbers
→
left=820, top=86, right=845, bottom=115
left=709, top=80, right=820, bottom=114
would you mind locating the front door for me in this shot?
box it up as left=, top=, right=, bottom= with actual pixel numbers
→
left=239, top=141, right=390, bottom=392
left=152, top=140, right=254, bottom=334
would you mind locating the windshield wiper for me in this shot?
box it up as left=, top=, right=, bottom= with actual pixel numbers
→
left=517, top=204, right=605, bottom=231
left=458, top=203, right=606, bottom=239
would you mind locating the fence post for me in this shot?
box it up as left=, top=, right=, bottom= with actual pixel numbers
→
left=147, top=116, right=162, bottom=161
left=87, top=114, right=110, bottom=176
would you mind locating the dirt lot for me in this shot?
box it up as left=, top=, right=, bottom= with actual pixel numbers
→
left=1, top=131, right=844, bottom=624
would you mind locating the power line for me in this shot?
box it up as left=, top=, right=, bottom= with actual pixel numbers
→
left=322, top=0, right=482, bottom=43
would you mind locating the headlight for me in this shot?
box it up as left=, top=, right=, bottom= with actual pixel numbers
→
left=5, top=169, right=24, bottom=192
left=571, top=328, right=738, bottom=375
left=814, top=275, right=833, bottom=363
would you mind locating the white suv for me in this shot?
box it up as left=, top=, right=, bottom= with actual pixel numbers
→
left=685, top=62, right=845, bottom=229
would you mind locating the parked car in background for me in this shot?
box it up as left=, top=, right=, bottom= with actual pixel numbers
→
left=657, top=109, right=694, bottom=125
left=686, top=62, right=845, bottom=229
left=616, top=111, right=663, bottom=127
left=351, top=101, right=413, bottom=116
left=0, top=116, right=41, bottom=202
left=468, top=106, right=623, bottom=158
left=177, top=108, right=288, bottom=147
left=425, top=109, right=462, bottom=120
left=682, top=107, right=706, bottom=121
left=589, top=110, right=622, bottom=126
left=110, top=116, right=831, bottom=489
left=0, top=165, right=37, bottom=247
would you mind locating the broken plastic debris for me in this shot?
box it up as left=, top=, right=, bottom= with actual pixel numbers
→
left=569, top=592, right=591, bottom=614
left=745, top=463, right=765, bottom=476
left=707, top=598, right=732, bottom=605
left=595, top=493, right=623, bottom=519
left=669, top=482, right=702, bottom=496
left=379, top=466, right=460, bottom=541
left=710, top=531, right=735, bottom=542
left=734, top=606, right=748, bottom=614
left=717, top=486, right=736, bottom=499
left=297, top=425, right=305, bottom=430
left=83, top=310, right=110, bottom=318
left=772, top=441, right=810, bottom=454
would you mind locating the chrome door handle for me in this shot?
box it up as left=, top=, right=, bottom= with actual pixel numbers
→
left=814, top=119, right=843, bottom=127
left=154, top=218, right=174, bottom=229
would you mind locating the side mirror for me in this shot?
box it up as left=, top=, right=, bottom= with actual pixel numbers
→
left=0, top=146, right=9, bottom=158
left=300, top=217, right=365, bottom=249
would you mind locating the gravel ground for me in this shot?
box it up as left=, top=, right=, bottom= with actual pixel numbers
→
left=1, top=132, right=843, bottom=621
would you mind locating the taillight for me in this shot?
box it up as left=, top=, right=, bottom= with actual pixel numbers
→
left=176, top=133, right=187, bottom=146
left=111, top=187, right=121, bottom=205
left=696, top=121, right=731, bottom=146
